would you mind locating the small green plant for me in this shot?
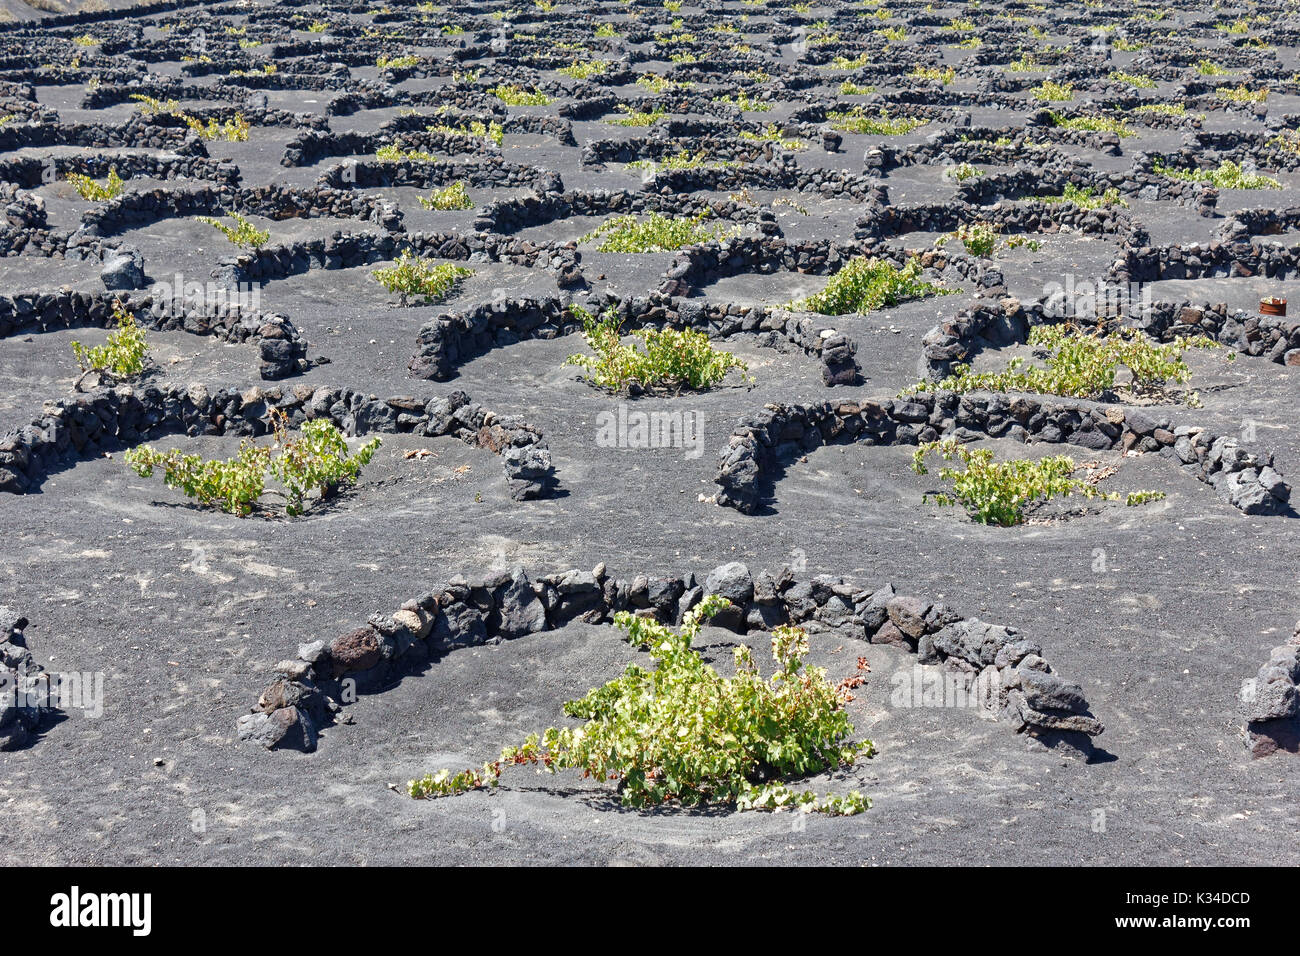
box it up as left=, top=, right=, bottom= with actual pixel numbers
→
left=946, top=161, right=982, bottom=182
left=1195, top=58, right=1229, bottom=76
left=196, top=212, right=269, bottom=249
left=376, top=54, right=420, bottom=69
left=1031, top=79, right=1074, bottom=101
left=839, top=80, right=875, bottom=95
left=1109, top=70, right=1155, bottom=89
left=306, top=19, right=328, bottom=32
left=938, top=222, right=999, bottom=257
left=71, top=33, right=98, bottom=45
left=427, top=119, right=505, bottom=146
left=65, top=166, right=124, bottom=200
left=715, top=92, right=771, bottom=112
left=1007, top=52, right=1043, bottom=72
left=407, top=595, right=872, bottom=814
left=609, top=106, right=667, bottom=127
left=1038, top=183, right=1129, bottom=209
left=376, top=143, right=439, bottom=163
left=791, top=256, right=954, bottom=315
left=558, top=58, right=608, bottom=79
left=1047, top=111, right=1134, bottom=137
left=417, top=181, right=473, bottom=210
left=1153, top=158, right=1280, bottom=189
left=371, top=251, right=473, bottom=305
left=126, top=416, right=380, bottom=516
left=738, top=124, right=805, bottom=149
left=579, top=210, right=737, bottom=253
left=71, top=300, right=148, bottom=377
left=185, top=113, right=251, bottom=142
left=912, top=64, right=956, bottom=84
left=911, top=440, right=1161, bottom=526
left=827, top=108, right=927, bottom=135
left=566, top=307, right=748, bottom=391
left=490, top=84, right=552, bottom=106
left=1132, top=103, right=1186, bottom=116
left=877, top=25, right=905, bottom=41
left=1215, top=84, right=1268, bottom=105
left=594, top=22, right=619, bottom=37
left=911, top=324, right=1221, bottom=402
left=636, top=73, right=679, bottom=93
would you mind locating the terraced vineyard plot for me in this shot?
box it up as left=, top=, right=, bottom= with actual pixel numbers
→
left=1, top=0, right=1299, bottom=875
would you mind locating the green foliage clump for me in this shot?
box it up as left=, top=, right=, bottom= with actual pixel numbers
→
left=839, top=80, right=875, bottom=95
left=376, top=54, right=420, bottom=69
left=738, top=124, right=806, bottom=149
left=1153, top=158, right=1280, bottom=189
left=827, top=108, right=927, bottom=134
left=1047, top=110, right=1134, bottom=137
left=71, top=300, right=148, bottom=377
left=910, top=325, right=1220, bottom=402
left=1037, top=183, right=1129, bottom=209
left=376, top=143, right=439, bottom=163
left=417, top=181, right=473, bottom=210
left=490, top=84, right=552, bottom=105
left=557, top=59, right=608, bottom=79
left=1108, top=70, right=1155, bottom=89
left=938, top=222, right=999, bottom=257
left=196, top=212, right=269, bottom=249
left=792, top=256, right=954, bottom=315
left=427, top=119, right=504, bottom=146
left=128, top=94, right=250, bottom=141
left=1195, top=59, right=1229, bottom=76
left=566, top=307, right=748, bottom=391
left=715, top=91, right=771, bottom=112
left=912, top=64, right=955, bottom=84
left=912, top=440, right=1162, bottom=526
left=1132, top=103, right=1186, bottom=116
left=1216, top=84, right=1268, bottom=104
left=407, top=595, right=873, bottom=814
left=946, top=161, right=982, bottom=182
left=1031, top=79, right=1074, bottom=101
left=66, top=166, right=123, bottom=201
left=185, top=113, right=250, bottom=141
left=371, top=251, right=473, bottom=305
left=126, top=417, right=381, bottom=516
left=579, top=210, right=737, bottom=252
left=609, top=106, right=667, bottom=126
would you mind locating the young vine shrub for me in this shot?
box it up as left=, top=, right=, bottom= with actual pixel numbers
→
left=196, top=212, right=270, bottom=249
left=565, top=306, right=749, bottom=391
left=408, top=594, right=874, bottom=814
left=579, top=210, right=738, bottom=252
left=71, top=300, right=149, bottom=377
left=66, top=166, right=124, bottom=201
left=792, top=256, right=956, bottom=315
left=371, top=251, right=473, bottom=305
left=125, top=416, right=381, bottom=516
left=909, top=324, right=1222, bottom=403
left=911, top=439, right=1165, bottom=526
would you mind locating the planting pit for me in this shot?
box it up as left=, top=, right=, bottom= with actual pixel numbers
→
left=2, top=0, right=1300, bottom=866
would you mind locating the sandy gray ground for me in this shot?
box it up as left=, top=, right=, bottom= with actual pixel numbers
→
left=3, top=0, right=1300, bottom=866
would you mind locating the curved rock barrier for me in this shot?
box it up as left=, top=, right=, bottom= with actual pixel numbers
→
left=238, top=560, right=1103, bottom=757
left=0, top=289, right=308, bottom=381
left=712, top=394, right=1291, bottom=517
left=0, top=382, right=555, bottom=501
left=212, top=230, right=583, bottom=288
left=80, top=183, right=403, bottom=237
left=408, top=291, right=861, bottom=386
